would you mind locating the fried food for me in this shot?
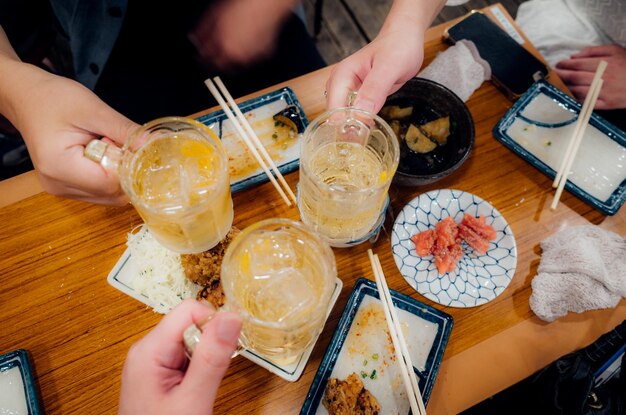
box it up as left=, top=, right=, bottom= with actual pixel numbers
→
left=180, top=226, right=240, bottom=309
left=380, top=105, right=452, bottom=155
left=273, top=105, right=306, bottom=134
left=356, top=389, right=380, bottom=415
left=380, top=105, right=413, bottom=119
left=322, top=373, right=381, bottom=415
left=196, top=279, right=226, bottom=309
left=420, top=116, right=450, bottom=145
left=406, top=124, right=437, bottom=154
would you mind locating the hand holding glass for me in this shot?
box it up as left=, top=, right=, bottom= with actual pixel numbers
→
left=298, top=108, right=399, bottom=246
left=183, top=218, right=337, bottom=365
left=85, top=117, right=234, bottom=253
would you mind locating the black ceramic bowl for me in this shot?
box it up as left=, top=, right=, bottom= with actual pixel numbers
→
left=381, top=78, right=474, bottom=186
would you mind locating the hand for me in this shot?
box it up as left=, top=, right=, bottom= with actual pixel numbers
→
left=555, top=44, right=626, bottom=110
left=325, top=20, right=425, bottom=113
left=189, top=0, right=295, bottom=71
left=118, top=299, right=242, bottom=415
left=3, top=62, right=138, bottom=204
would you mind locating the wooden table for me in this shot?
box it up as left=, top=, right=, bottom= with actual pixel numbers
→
left=1, top=5, right=625, bottom=414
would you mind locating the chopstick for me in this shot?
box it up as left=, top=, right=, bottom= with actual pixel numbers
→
left=213, top=77, right=298, bottom=205
left=550, top=60, right=607, bottom=210
left=367, top=249, right=427, bottom=415
left=204, top=77, right=297, bottom=207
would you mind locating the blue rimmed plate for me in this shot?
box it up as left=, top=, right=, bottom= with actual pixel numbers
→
left=493, top=80, right=626, bottom=215
left=195, top=87, right=308, bottom=193
left=392, top=189, right=517, bottom=308
left=0, top=349, right=41, bottom=415
left=300, top=278, right=453, bottom=414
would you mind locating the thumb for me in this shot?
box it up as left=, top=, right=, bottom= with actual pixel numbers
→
left=181, top=312, right=242, bottom=405
left=90, top=105, right=140, bottom=147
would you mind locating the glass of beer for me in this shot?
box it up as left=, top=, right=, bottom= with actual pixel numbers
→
left=184, top=218, right=337, bottom=365
left=85, top=117, right=233, bottom=253
left=298, top=108, right=399, bottom=246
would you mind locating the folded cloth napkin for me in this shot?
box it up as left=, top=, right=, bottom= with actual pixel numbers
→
left=417, top=39, right=491, bottom=102
left=529, top=225, right=626, bottom=322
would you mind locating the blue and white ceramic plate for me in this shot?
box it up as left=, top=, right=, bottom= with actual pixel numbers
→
left=391, top=189, right=517, bottom=308
left=300, top=278, right=453, bottom=414
left=195, top=87, right=308, bottom=193
left=0, top=349, right=41, bottom=415
left=493, top=80, right=626, bottom=215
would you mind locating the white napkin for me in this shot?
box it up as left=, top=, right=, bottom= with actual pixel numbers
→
left=529, top=225, right=626, bottom=322
left=418, top=39, right=491, bottom=102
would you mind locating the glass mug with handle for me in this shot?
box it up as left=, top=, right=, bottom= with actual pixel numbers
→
left=298, top=107, right=400, bottom=247
left=84, top=117, right=234, bottom=253
left=183, top=218, right=337, bottom=365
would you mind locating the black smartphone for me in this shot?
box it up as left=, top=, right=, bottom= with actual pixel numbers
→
left=444, top=11, right=550, bottom=100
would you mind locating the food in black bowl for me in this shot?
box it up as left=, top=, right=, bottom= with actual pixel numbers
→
left=379, top=78, right=474, bottom=186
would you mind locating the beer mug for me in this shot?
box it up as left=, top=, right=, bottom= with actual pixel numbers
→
left=85, top=117, right=233, bottom=253
left=183, top=218, right=337, bottom=365
left=298, top=108, right=399, bottom=246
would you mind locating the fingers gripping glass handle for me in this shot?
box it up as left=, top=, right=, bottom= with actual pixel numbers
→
left=183, top=323, right=204, bottom=359
left=84, top=139, right=123, bottom=171
left=347, top=90, right=358, bottom=107
left=182, top=314, right=243, bottom=359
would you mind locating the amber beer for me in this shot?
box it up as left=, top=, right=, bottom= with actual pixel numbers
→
left=119, top=117, right=234, bottom=253
left=298, top=108, right=399, bottom=246
left=221, top=219, right=336, bottom=364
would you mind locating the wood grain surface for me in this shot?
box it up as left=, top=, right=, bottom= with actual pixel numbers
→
left=1, top=6, right=624, bottom=414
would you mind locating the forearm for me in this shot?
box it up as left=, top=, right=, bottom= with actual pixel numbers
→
left=0, top=26, right=20, bottom=61
left=380, top=0, right=446, bottom=36
left=0, top=26, right=52, bottom=132
left=0, top=61, right=45, bottom=133
left=0, top=26, right=27, bottom=128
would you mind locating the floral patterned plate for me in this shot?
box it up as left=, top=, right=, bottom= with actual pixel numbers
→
left=391, top=189, right=517, bottom=308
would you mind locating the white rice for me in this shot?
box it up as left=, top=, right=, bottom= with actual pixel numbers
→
left=127, top=226, right=199, bottom=314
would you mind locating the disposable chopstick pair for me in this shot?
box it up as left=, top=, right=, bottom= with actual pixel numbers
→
left=550, top=60, right=607, bottom=210
left=204, top=77, right=297, bottom=207
left=367, top=249, right=427, bottom=415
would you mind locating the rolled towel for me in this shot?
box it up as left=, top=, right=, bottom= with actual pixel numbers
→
left=418, top=39, right=491, bottom=102
left=529, top=225, right=626, bottom=322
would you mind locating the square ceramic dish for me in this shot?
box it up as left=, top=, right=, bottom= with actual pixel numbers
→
left=0, top=349, right=41, bottom=415
left=300, top=278, right=453, bottom=414
left=195, top=86, right=308, bottom=193
left=107, top=242, right=342, bottom=382
left=493, top=80, right=626, bottom=215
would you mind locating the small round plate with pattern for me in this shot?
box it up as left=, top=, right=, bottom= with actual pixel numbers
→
left=391, top=189, right=517, bottom=308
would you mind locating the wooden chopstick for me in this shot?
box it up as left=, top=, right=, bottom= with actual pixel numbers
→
left=204, top=78, right=293, bottom=207
left=367, top=249, right=427, bottom=415
left=550, top=59, right=607, bottom=210
left=551, top=60, right=607, bottom=190
left=372, top=253, right=425, bottom=414
left=550, top=78, right=604, bottom=210
left=213, top=77, right=298, bottom=205
left=550, top=61, right=607, bottom=210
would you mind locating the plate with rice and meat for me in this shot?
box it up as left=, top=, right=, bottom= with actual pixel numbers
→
left=391, top=189, right=517, bottom=308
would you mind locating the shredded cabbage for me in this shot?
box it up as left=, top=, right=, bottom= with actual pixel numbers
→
left=127, top=226, right=199, bottom=314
